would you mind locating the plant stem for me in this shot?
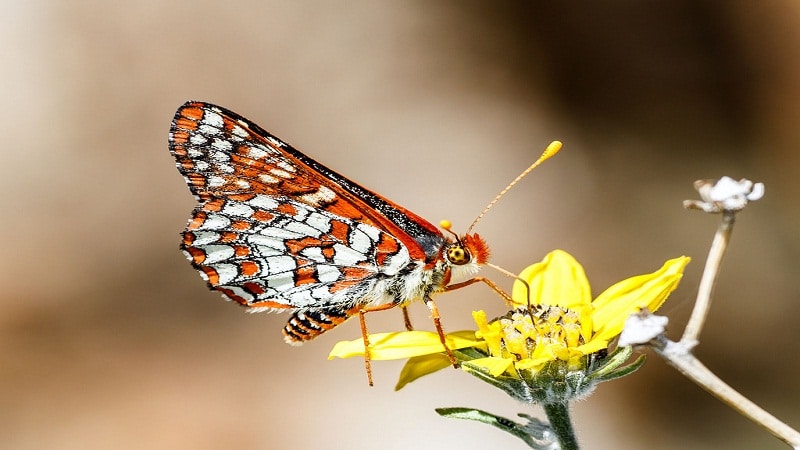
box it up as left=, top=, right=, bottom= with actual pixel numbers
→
left=654, top=339, right=800, bottom=447
left=543, top=402, right=579, bottom=450
left=681, top=211, right=734, bottom=346
left=653, top=208, right=800, bottom=447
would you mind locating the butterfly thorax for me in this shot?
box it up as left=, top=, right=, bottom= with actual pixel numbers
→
left=353, top=231, right=489, bottom=309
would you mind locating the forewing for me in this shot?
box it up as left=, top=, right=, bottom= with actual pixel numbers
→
left=169, top=101, right=445, bottom=262
left=181, top=194, right=412, bottom=309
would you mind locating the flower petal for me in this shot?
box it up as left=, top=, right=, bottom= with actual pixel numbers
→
left=395, top=353, right=453, bottom=390
left=574, top=338, right=612, bottom=356
left=472, top=310, right=504, bottom=357
left=328, top=330, right=481, bottom=360
left=591, top=256, right=690, bottom=342
left=512, top=250, right=592, bottom=309
left=463, top=357, right=514, bottom=377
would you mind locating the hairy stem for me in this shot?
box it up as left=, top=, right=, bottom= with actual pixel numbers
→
left=543, top=402, right=579, bottom=450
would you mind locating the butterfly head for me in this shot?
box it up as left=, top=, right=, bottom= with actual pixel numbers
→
left=445, top=234, right=490, bottom=266
left=440, top=220, right=490, bottom=284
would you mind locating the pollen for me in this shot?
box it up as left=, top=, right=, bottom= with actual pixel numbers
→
left=481, top=306, right=589, bottom=364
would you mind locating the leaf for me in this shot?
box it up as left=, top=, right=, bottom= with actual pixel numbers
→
left=435, top=407, right=554, bottom=449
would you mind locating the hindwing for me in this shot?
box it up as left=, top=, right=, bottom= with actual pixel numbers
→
left=181, top=194, right=412, bottom=309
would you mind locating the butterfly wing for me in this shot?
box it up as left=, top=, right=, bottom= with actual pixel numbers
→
left=169, top=101, right=446, bottom=312
left=181, top=194, right=412, bottom=310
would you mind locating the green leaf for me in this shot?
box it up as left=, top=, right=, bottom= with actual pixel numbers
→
left=461, top=362, right=533, bottom=403
left=435, top=407, right=553, bottom=449
left=591, top=354, right=647, bottom=384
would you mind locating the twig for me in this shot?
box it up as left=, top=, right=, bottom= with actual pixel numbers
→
left=680, top=211, right=734, bottom=346
left=653, top=337, right=800, bottom=447
left=651, top=183, right=800, bottom=447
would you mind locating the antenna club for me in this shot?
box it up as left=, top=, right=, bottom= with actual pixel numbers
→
left=439, top=219, right=452, bottom=231
left=542, top=140, right=563, bottom=161
left=465, top=140, right=562, bottom=234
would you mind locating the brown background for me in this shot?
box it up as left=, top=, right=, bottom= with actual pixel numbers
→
left=2, top=2, right=799, bottom=449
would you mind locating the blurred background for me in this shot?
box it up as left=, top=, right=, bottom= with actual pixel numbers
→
left=2, top=1, right=799, bottom=449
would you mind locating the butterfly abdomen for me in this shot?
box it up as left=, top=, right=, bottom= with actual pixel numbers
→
left=281, top=259, right=448, bottom=343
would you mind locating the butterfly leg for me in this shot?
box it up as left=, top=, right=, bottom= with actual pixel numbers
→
left=355, top=302, right=405, bottom=386
left=445, top=276, right=512, bottom=303
left=423, top=296, right=458, bottom=368
left=357, top=309, right=375, bottom=387
left=401, top=306, right=414, bottom=331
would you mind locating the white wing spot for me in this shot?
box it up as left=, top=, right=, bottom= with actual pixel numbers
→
left=299, top=247, right=324, bottom=260
left=299, top=185, right=337, bottom=207
left=306, top=212, right=332, bottom=233
left=217, top=164, right=234, bottom=174
left=348, top=227, right=372, bottom=254
left=214, top=263, right=238, bottom=285
left=259, top=227, right=303, bottom=240
left=208, top=175, right=226, bottom=187
left=357, top=223, right=382, bottom=242
left=258, top=173, right=280, bottom=184
left=203, top=245, right=236, bottom=264
left=203, top=111, right=224, bottom=127
left=266, top=136, right=285, bottom=148
left=222, top=202, right=254, bottom=218
left=266, top=255, right=297, bottom=273
left=266, top=272, right=294, bottom=290
left=198, top=124, right=220, bottom=136
left=332, top=243, right=368, bottom=265
left=210, top=150, right=230, bottom=162
left=190, top=231, right=220, bottom=245
left=190, top=134, right=208, bottom=145
left=248, top=195, right=280, bottom=210
left=276, top=160, right=296, bottom=173
left=283, top=220, right=322, bottom=237
left=317, top=265, right=342, bottom=283
left=290, top=290, right=317, bottom=307
left=247, top=235, right=284, bottom=252
left=270, top=168, right=293, bottom=179
left=248, top=145, right=269, bottom=160
left=236, top=179, right=250, bottom=189
left=382, top=245, right=412, bottom=275
left=232, top=124, right=249, bottom=138
left=199, top=214, right=231, bottom=230
left=212, top=138, right=233, bottom=152
left=311, top=286, right=332, bottom=300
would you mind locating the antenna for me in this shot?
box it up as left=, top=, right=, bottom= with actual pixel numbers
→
left=465, top=140, right=563, bottom=234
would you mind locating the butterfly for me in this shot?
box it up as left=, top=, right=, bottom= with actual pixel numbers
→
left=169, top=101, right=512, bottom=384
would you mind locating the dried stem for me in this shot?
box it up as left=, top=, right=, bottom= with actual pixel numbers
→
left=680, top=211, right=734, bottom=345
left=652, top=210, right=800, bottom=447
left=653, top=338, right=800, bottom=447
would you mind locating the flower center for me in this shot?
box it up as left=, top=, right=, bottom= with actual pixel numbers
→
left=494, top=306, right=587, bottom=361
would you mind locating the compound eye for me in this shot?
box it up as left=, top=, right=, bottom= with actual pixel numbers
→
left=446, top=244, right=471, bottom=265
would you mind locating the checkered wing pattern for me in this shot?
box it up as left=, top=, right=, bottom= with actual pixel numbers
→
left=180, top=194, right=412, bottom=310
left=169, top=102, right=447, bottom=341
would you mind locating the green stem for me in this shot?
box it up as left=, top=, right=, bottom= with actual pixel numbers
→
left=543, top=402, right=579, bottom=450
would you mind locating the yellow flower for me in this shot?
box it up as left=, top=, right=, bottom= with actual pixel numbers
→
left=329, top=250, right=690, bottom=392
left=487, top=250, right=690, bottom=372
